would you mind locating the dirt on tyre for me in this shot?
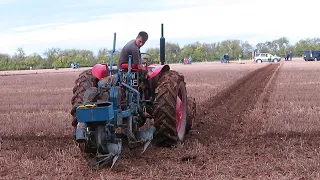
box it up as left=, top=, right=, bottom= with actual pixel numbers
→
left=152, top=70, right=190, bottom=147
left=187, top=96, right=196, bottom=132
left=70, top=69, right=99, bottom=127
left=70, top=69, right=99, bottom=153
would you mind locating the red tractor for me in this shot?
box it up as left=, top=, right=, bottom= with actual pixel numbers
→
left=70, top=24, right=196, bottom=168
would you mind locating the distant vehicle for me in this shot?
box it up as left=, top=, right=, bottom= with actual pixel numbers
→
left=303, top=50, right=320, bottom=61
left=254, top=53, right=281, bottom=63
left=285, top=52, right=293, bottom=61
left=182, top=57, right=193, bottom=64
left=71, top=62, right=80, bottom=69
left=221, top=53, right=230, bottom=63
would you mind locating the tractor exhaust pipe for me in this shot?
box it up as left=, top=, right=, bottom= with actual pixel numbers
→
left=160, top=23, right=165, bottom=65
left=109, top=32, right=116, bottom=75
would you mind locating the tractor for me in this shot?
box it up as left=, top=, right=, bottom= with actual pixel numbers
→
left=70, top=24, right=196, bottom=169
left=71, top=62, right=80, bottom=69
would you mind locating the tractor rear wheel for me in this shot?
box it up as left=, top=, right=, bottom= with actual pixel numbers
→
left=152, top=70, right=189, bottom=147
left=70, top=69, right=99, bottom=127
left=70, top=69, right=99, bottom=153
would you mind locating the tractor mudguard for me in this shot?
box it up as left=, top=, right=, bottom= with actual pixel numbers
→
left=92, top=64, right=109, bottom=80
left=147, top=65, right=170, bottom=79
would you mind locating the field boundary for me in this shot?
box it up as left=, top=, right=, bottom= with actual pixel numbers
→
left=0, top=57, right=303, bottom=76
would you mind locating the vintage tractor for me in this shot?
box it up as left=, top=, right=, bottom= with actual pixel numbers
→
left=70, top=24, right=196, bottom=169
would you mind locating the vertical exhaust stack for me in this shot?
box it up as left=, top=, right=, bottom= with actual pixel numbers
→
left=109, top=32, right=116, bottom=75
left=160, top=23, right=165, bottom=65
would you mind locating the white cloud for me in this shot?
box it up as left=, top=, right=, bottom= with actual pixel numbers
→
left=1, top=0, right=319, bottom=55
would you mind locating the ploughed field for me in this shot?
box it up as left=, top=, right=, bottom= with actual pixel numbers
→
left=1, top=59, right=320, bottom=179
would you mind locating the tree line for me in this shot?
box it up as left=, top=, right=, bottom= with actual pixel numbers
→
left=0, top=37, right=320, bottom=71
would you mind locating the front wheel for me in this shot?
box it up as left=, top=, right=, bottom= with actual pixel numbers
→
left=152, top=70, right=188, bottom=147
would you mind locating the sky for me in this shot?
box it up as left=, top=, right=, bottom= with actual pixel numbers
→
left=0, top=0, right=319, bottom=56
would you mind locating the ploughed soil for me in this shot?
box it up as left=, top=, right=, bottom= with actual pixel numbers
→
left=1, top=59, right=320, bottom=179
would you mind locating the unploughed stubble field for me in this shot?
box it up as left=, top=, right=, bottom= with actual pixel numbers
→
left=1, top=58, right=320, bottom=179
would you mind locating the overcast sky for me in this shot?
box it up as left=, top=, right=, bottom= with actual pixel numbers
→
left=0, top=0, right=319, bottom=55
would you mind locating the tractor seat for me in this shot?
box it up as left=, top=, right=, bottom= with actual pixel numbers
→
left=121, top=63, right=138, bottom=70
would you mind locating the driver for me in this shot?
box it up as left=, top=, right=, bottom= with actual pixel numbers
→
left=117, top=31, right=148, bottom=71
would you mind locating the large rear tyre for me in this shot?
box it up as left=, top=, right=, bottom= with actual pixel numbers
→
left=70, top=69, right=99, bottom=127
left=70, top=69, right=99, bottom=153
left=152, top=70, right=188, bottom=147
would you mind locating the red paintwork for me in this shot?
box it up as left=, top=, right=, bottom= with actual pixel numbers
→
left=120, top=63, right=170, bottom=78
left=92, top=64, right=109, bottom=80
left=121, top=63, right=138, bottom=70
left=147, top=64, right=170, bottom=78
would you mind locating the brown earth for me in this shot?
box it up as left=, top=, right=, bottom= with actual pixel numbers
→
left=1, top=59, right=320, bottom=179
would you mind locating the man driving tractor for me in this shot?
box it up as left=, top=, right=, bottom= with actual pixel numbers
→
left=73, top=31, right=149, bottom=141
left=117, top=31, right=149, bottom=70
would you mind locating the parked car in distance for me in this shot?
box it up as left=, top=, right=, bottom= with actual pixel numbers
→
left=254, top=53, right=281, bottom=63
left=303, top=50, right=320, bottom=61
